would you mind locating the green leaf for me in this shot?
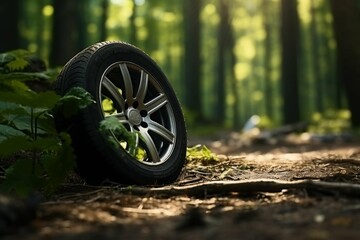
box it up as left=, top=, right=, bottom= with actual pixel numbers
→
left=0, top=49, right=43, bottom=74
left=0, top=78, right=30, bottom=93
left=0, top=159, right=42, bottom=197
left=30, top=137, right=60, bottom=150
left=27, top=91, right=60, bottom=109
left=0, top=49, right=32, bottom=61
left=0, top=91, right=59, bottom=109
left=36, top=115, right=57, bottom=135
left=0, top=106, right=53, bottom=135
left=5, top=58, right=29, bottom=72
left=0, top=91, right=58, bottom=109
left=99, top=116, right=138, bottom=156
left=1, top=114, right=33, bottom=132
left=186, top=144, right=219, bottom=165
left=0, top=72, right=50, bottom=81
left=54, top=87, right=95, bottom=118
left=0, top=101, right=20, bottom=112
left=0, top=91, right=35, bottom=106
left=0, top=52, right=16, bottom=65
left=0, top=136, right=58, bottom=157
left=0, top=136, right=32, bottom=156
left=0, top=125, right=27, bottom=143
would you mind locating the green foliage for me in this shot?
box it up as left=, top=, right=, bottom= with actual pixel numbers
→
left=42, top=133, right=75, bottom=193
left=0, top=124, right=27, bottom=143
left=0, top=159, right=43, bottom=197
left=309, top=109, right=351, bottom=134
left=0, top=49, right=33, bottom=72
left=0, top=50, right=93, bottom=197
left=0, top=49, right=49, bottom=93
left=99, top=116, right=139, bottom=157
left=186, top=144, right=219, bottom=165
left=0, top=90, right=59, bottom=109
left=0, top=88, right=89, bottom=196
left=54, top=87, right=95, bottom=118
left=0, top=72, right=49, bottom=82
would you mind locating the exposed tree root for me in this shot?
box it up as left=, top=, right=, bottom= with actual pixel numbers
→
left=118, top=179, right=360, bottom=197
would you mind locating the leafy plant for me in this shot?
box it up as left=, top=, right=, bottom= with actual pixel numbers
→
left=186, top=144, right=219, bottom=165
left=0, top=49, right=94, bottom=196
left=54, top=87, right=95, bottom=118
left=99, top=116, right=140, bottom=158
left=0, top=88, right=94, bottom=196
left=0, top=49, right=50, bottom=92
left=0, top=49, right=49, bottom=72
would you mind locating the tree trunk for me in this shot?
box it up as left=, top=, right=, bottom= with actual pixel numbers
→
left=310, top=0, right=323, bottom=112
left=262, top=0, right=274, bottom=120
left=329, top=0, right=360, bottom=127
left=183, top=0, right=202, bottom=118
left=99, top=0, right=109, bottom=42
left=280, top=0, right=301, bottom=124
left=0, top=0, right=20, bottom=52
left=214, top=0, right=230, bottom=124
left=129, top=0, right=137, bottom=45
left=49, top=0, right=79, bottom=67
left=229, top=28, right=241, bottom=129
left=36, top=0, right=46, bottom=58
left=77, top=1, right=89, bottom=50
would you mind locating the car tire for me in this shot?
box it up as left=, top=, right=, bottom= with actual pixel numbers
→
left=54, top=41, right=187, bottom=185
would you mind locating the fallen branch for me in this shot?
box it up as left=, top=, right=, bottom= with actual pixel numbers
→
left=118, top=179, right=360, bottom=197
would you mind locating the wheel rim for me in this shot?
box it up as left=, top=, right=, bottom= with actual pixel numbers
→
left=99, top=61, right=177, bottom=165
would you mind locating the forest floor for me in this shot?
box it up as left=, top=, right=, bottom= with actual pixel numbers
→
left=3, top=131, right=360, bottom=240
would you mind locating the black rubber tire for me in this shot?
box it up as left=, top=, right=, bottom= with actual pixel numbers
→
left=54, top=41, right=187, bottom=185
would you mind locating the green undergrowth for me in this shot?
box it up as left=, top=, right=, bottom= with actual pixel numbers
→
left=186, top=144, right=219, bottom=165
left=309, top=109, right=351, bottom=135
left=0, top=49, right=93, bottom=197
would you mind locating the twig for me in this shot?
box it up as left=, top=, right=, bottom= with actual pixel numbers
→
left=117, top=179, right=360, bottom=197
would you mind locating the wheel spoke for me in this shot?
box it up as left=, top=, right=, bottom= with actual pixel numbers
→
left=136, top=70, right=149, bottom=104
left=119, top=63, right=134, bottom=103
left=102, top=76, right=126, bottom=110
left=148, top=120, right=175, bottom=144
left=145, top=94, right=168, bottom=115
left=139, top=130, right=160, bottom=163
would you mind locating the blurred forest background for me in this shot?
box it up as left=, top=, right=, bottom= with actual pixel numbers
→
left=1, top=0, right=360, bottom=134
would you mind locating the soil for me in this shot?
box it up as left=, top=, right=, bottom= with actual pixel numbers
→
left=3, top=132, right=360, bottom=240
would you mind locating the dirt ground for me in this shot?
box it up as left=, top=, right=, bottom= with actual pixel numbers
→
left=3, top=132, right=360, bottom=240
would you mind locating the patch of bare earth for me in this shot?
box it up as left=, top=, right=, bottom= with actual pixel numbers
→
left=3, top=134, right=360, bottom=240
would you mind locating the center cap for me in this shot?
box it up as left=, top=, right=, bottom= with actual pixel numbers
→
left=128, top=109, right=142, bottom=125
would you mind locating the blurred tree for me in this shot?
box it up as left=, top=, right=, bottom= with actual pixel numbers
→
left=215, top=0, right=230, bottom=124
left=36, top=0, right=46, bottom=58
left=319, top=2, right=343, bottom=110
left=228, top=24, right=240, bottom=129
left=310, top=0, right=323, bottom=112
left=330, top=0, right=360, bottom=127
left=77, top=0, right=89, bottom=50
left=183, top=0, right=202, bottom=119
left=144, top=1, right=160, bottom=53
left=129, top=0, right=137, bottom=45
left=262, top=0, right=274, bottom=120
left=0, top=0, right=20, bottom=52
left=99, top=0, right=109, bottom=41
left=280, top=0, right=300, bottom=124
left=49, top=0, right=80, bottom=67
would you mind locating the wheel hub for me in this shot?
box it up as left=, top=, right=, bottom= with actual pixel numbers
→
left=127, top=108, right=142, bottom=126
